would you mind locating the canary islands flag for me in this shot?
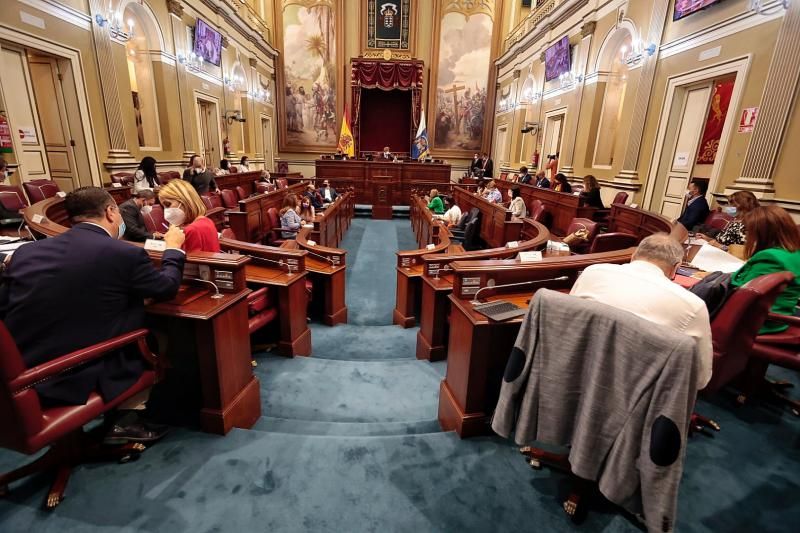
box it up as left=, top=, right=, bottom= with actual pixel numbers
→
left=412, top=108, right=429, bottom=161
left=337, top=107, right=354, bottom=158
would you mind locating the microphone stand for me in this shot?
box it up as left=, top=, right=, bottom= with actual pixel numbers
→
left=471, top=276, right=569, bottom=304
left=188, top=278, right=224, bottom=299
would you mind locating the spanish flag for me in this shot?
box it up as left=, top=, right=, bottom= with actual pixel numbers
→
left=337, top=107, right=354, bottom=157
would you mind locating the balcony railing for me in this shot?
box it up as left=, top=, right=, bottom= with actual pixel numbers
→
left=503, top=0, right=563, bottom=54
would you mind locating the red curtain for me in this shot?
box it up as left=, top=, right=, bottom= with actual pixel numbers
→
left=696, top=78, right=735, bottom=164
left=351, top=59, right=424, bottom=154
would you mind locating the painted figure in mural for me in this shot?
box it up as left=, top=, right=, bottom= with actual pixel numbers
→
left=286, top=84, right=296, bottom=131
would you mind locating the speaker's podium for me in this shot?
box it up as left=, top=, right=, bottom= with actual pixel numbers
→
left=371, top=175, right=395, bottom=219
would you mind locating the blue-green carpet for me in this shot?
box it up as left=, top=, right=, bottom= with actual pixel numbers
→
left=0, top=218, right=798, bottom=532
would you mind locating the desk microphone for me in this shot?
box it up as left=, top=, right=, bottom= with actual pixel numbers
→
left=188, top=278, right=224, bottom=299
left=471, top=276, right=569, bottom=303
left=302, top=249, right=335, bottom=264
left=252, top=255, right=297, bottom=274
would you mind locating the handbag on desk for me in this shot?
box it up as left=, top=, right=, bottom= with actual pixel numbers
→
left=562, top=224, right=589, bottom=246
left=689, top=270, right=733, bottom=319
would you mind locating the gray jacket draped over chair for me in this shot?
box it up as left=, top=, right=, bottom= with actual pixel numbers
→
left=492, top=289, right=699, bottom=533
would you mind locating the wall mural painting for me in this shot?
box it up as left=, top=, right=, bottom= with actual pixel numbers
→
left=433, top=3, right=494, bottom=153
left=280, top=0, right=338, bottom=148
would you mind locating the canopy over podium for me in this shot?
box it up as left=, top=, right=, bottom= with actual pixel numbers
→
left=350, top=58, right=424, bottom=156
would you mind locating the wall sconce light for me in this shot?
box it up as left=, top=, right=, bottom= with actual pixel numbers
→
left=248, top=87, right=272, bottom=103
left=178, top=52, right=204, bottom=73
left=95, top=11, right=134, bottom=42
left=224, top=110, right=246, bottom=124
left=518, top=71, right=541, bottom=105
left=623, top=40, right=657, bottom=66
left=224, top=74, right=245, bottom=91
left=558, top=71, right=584, bottom=89
left=749, top=0, right=791, bottom=14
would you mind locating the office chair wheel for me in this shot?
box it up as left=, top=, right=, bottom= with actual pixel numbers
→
left=528, top=458, right=541, bottom=469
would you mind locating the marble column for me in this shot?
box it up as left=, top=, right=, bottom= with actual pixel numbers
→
left=733, top=2, right=800, bottom=196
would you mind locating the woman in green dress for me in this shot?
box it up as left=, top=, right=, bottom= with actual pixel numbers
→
left=427, top=188, right=444, bottom=215
left=730, top=205, right=800, bottom=334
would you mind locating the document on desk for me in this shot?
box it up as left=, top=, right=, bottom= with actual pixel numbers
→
left=691, top=243, right=744, bottom=273
left=0, top=241, right=31, bottom=255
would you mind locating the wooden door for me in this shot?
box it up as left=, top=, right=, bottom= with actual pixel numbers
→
left=198, top=99, right=220, bottom=165
left=656, top=82, right=713, bottom=219
left=261, top=117, right=273, bottom=170
left=28, top=55, right=78, bottom=191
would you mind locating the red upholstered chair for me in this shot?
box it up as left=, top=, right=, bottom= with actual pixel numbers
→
left=220, top=189, right=239, bottom=209
left=23, top=179, right=61, bottom=204
left=142, top=204, right=166, bottom=234
left=592, top=192, right=629, bottom=227
left=247, top=287, right=278, bottom=335
left=235, top=185, right=248, bottom=201
left=738, top=308, right=800, bottom=415
left=265, top=207, right=290, bottom=245
left=157, top=171, right=179, bottom=185
left=529, top=199, right=548, bottom=225
left=255, top=181, right=274, bottom=195
left=563, top=217, right=599, bottom=254
left=277, top=161, right=289, bottom=173
left=588, top=232, right=638, bottom=254
left=229, top=165, right=239, bottom=174
left=704, top=210, right=733, bottom=232
left=0, top=185, right=28, bottom=222
left=110, top=173, right=135, bottom=186
left=276, top=178, right=289, bottom=189
left=201, top=193, right=223, bottom=210
left=0, top=321, right=158, bottom=509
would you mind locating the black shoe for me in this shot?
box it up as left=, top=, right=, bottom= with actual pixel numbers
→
left=104, top=413, right=169, bottom=445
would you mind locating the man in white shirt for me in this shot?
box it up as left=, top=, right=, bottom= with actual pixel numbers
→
left=570, top=233, right=713, bottom=389
left=435, top=196, right=462, bottom=226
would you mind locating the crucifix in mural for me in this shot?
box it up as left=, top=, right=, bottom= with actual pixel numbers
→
left=277, top=0, right=342, bottom=151
left=431, top=0, right=496, bottom=155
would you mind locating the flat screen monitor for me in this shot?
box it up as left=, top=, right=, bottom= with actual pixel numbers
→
left=545, top=36, right=571, bottom=82
left=673, top=0, right=725, bottom=21
left=193, top=19, right=222, bottom=66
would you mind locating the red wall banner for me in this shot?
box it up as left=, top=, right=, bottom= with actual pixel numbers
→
left=696, top=78, right=735, bottom=164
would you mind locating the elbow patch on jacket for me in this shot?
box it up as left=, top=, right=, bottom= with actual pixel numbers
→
left=650, top=415, right=681, bottom=466
left=504, top=347, right=526, bottom=382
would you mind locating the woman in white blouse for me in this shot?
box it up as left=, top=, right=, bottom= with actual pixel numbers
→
left=508, top=186, right=527, bottom=219
left=436, top=196, right=462, bottom=227
left=133, top=156, right=160, bottom=193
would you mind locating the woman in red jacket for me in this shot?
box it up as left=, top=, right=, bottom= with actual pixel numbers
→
left=158, top=179, right=220, bottom=253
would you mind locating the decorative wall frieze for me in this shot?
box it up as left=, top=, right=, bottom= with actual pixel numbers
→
left=167, top=0, right=184, bottom=18
left=581, top=21, right=596, bottom=37
left=248, top=57, right=258, bottom=68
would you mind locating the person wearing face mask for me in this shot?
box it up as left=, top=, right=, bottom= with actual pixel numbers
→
left=0, top=187, right=186, bottom=442
left=700, top=191, right=759, bottom=248
left=133, top=156, right=160, bottom=193
left=304, top=183, right=324, bottom=209
left=119, top=189, right=163, bottom=242
left=319, top=180, right=338, bottom=203
left=469, top=153, right=481, bottom=177
left=158, top=179, right=220, bottom=253
left=675, top=180, right=710, bottom=233
left=183, top=155, right=219, bottom=195
left=298, top=195, right=315, bottom=223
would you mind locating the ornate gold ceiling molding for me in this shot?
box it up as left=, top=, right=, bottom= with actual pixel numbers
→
left=442, top=0, right=495, bottom=20
left=283, top=0, right=335, bottom=9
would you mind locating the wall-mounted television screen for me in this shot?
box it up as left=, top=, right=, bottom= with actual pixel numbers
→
left=545, top=36, right=571, bottom=82
left=673, top=0, right=725, bottom=21
left=193, top=19, right=222, bottom=66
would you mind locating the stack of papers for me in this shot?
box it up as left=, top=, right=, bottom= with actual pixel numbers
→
left=691, top=243, right=744, bottom=273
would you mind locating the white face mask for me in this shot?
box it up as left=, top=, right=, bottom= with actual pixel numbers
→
left=722, top=206, right=737, bottom=216
left=685, top=190, right=693, bottom=197
left=164, top=207, right=186, bottom=226
left=141, top=204, right=153, bottom=216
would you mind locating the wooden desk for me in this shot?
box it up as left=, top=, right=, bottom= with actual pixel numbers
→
left=21, top=198, right=261, bottom=435
left=314, top=159, right=451, bottom=205
left=393, top=196, right=453, bottom=328
left=219, top=238, right=312, bottom=356
left=438, top=248, right=636, bottom=438
left=608, top=203, right=673, bottom=238
left=494, top=180, right=596, bottom=236
left=416, top=219, right=550, bottom=361
left=452, top=187, right=523, bottom=248
left=215, top=170, right=265, bottom=196
left=227, top=183, right=306, bottom=243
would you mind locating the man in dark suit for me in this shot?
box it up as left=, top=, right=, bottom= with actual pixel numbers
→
left=319, top=180, right=338, bottom=203
left=184, top=155, right=219, bottom=195
left=518, top=166, right=532, bottom=184
left=469, top=153, right=481, bottom=176
left=120, top=189, right=162, bottom=242
left=0, top=187, right=186, bottom=439
left=534, top=170, right=550, bottom=189
left=381, top=146, right=394, bottom=160
left=480, top=152, right=493, bottom=178
left=676, top=180, right=710, bottom=232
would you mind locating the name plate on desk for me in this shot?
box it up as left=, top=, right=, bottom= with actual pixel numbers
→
left=518, top=251, right=543, bottom=263
left=144, top=239, right=166, bottom=252
left=56, top=191, right=67, bottom=198
left=306, top=240, right=316, bottom=246
left=32, top=214, right=45, bottom=224
left=111, top=183, right=122, bottom=188
left=426, top=243, right=436, bottom=250
left=506, top=241, right=519, bottom=249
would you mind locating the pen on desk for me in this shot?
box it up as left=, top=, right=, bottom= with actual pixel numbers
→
left=162, top=223, right=169, bottom=230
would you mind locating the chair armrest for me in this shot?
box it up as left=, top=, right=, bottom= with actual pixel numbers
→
left=10, top=329, right=156, bottom=394
left=766, top=313, right=800, bottom=328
